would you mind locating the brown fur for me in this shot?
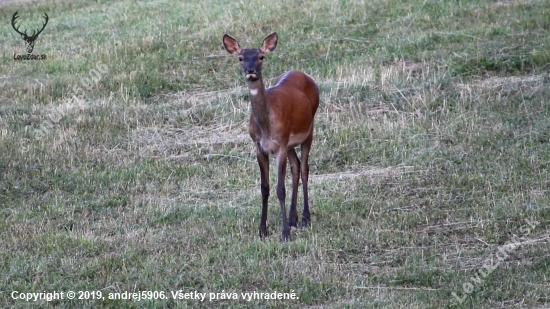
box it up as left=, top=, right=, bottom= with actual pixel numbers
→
left=223, top=33, right=319, bottom=241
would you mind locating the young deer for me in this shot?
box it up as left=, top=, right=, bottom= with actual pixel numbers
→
left=223, top=32, right=319, bottom=241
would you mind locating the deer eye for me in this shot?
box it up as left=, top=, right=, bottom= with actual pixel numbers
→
left=238, top=56, right=243, bottom=61
left=259, top=55, right=265, bottom=60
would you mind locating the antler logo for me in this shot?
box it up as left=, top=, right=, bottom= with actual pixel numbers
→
left=11, top=11, right=49, bottom=54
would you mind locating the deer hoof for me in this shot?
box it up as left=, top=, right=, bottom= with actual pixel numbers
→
left=259, top=225, right=269, bottom=238
left=281, top=229, right=291, bottom=242
left=301, top=218, right=310, bottom=229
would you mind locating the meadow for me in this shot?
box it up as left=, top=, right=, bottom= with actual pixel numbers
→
left=1, top=0, right=550, bottom=308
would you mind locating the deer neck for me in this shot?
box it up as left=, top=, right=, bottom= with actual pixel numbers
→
left=247, top=76, right=271, bottom=132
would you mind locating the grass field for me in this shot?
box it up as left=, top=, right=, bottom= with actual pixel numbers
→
left=1, top=0, right=550, bottom=308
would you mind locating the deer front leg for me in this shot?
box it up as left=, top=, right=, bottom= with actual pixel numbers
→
left=287, top=148, right=300, bottom=228
left=276, top=149, right=291, bottom=241
left=256, top=145, right=270, bottom=238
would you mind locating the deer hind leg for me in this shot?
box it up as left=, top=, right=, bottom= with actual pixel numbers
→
left=287, top=148, right=301, bottom=228
left=276, top=149, right=291, bottom=241
left=256, top=145, right=270, bottom=238
left=300, top=133, right=313, bottom=228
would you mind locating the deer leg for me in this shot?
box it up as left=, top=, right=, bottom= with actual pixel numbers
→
left=256, top=145, right=270, bottom=238
left=300, top=134, right=313, bottom=228
left=287, top=148, right=300, bottom=227
left=276, top=149, right=290, bottom=241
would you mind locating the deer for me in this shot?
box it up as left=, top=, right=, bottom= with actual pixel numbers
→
left=11, top=11, right=49, bottom=54
left=223, top=32, right=319, bottom=242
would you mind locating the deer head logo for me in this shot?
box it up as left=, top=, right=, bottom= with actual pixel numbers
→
left=11, top=11, right=49, bottom=54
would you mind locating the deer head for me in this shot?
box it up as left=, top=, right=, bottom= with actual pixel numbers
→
left=11, top=11, right=49, bottom=54
left=223, top=32, right=278, bottom=81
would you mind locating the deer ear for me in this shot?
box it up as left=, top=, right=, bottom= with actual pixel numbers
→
left=260, top=32, right=278, bottom=54
left=223, top=34, right=241, bottom=56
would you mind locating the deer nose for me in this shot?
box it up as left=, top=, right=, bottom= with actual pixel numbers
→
left=246, top=69, right=256, bottom=74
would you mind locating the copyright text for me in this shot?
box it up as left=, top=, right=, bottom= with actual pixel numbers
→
left=11, top=289, right=299, bottom=302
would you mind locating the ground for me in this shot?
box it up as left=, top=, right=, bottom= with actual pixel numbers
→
left=1, top=0, right=549, bottom=308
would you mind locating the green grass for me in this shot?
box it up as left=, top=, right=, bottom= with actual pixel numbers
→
left=1, top=0, right=550, bottom=308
